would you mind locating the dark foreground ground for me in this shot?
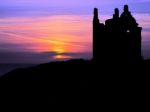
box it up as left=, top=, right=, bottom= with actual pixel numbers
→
left=0, top=59, right=149, bottom=110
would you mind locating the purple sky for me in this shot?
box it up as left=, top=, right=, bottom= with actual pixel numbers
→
left=0, top=0, right=150, bottom=17
left=0, top=0, right=150, bottom=64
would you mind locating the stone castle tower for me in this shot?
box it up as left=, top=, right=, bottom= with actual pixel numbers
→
left=93, top=5, right=142, bottom=62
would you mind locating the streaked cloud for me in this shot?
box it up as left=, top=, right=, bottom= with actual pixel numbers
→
left=0, top=15, right=92, bottom=54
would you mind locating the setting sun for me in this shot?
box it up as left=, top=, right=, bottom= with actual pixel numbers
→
left=54, top=48, right=65, bottom=54
left=51, top=40, right=69, bottom=54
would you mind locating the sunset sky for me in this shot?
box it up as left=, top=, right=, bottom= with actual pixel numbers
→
left=0, top=0, right=150, bottom=64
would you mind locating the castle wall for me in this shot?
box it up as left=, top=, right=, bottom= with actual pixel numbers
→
left=93, top=6, right=142, bottom=63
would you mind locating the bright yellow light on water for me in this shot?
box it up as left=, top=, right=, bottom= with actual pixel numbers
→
left=53, top=54, right=72, bottom=60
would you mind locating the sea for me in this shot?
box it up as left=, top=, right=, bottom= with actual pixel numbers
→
left=0, top=64, right=36, bottom=77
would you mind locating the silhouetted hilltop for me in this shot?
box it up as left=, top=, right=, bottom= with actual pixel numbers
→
left=0, top=59, right=92, bottom=81
left=1, top=58, right=150, bottom=80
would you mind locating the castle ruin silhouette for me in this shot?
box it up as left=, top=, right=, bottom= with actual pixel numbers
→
left=93, top=5, right=142, bottom=63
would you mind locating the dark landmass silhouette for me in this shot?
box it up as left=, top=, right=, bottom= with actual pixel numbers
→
left=0, top=59, right=150, bottom=107
left=0, top=5, right=149, bottom=108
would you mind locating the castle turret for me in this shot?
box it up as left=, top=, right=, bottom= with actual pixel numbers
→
left=94, top=8, right=99, bottom=21
left=113, top=8, right=119, bottom=19
left=93, top=8, right=105, bottom=62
